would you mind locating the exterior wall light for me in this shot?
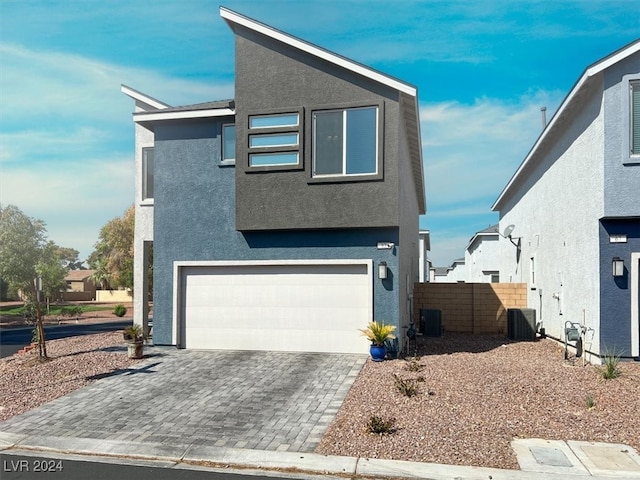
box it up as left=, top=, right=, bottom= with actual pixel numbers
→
left=612, top=257, right=624, bottom=277
left=378, top=261, right=388, bottom=280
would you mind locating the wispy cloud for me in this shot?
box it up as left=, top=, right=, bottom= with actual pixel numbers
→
left=420, top=90, right=564, bottom=265
left=0, top=42, right=233, bottom=260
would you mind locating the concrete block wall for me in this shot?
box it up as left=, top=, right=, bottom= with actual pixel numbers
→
left=413, top=283, right=528, bottom=334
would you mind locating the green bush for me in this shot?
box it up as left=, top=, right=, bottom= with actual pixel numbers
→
left=113, top=304, right=127, bottom=317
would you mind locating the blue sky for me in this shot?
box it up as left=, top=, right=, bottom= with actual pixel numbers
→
left=1, top=1, right=639, bottom=266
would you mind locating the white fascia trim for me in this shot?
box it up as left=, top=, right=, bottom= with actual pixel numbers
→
left=220, top=7, right=416, bottom=97
left=121, top=84, right=170, bottom=110
left=172, top=258, right=374, bottom=346
left=134, top=108, right=235, bottom=123
left=174, top=259, right=373, bottom=268
left=492, top=40, right=640, bottom=211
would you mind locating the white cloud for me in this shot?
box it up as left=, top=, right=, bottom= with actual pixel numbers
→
left=420, top=91, right=564, bottom=206
left=0, top=43, right=234, bottom=261
left=419, top=91, right=564, bottom=266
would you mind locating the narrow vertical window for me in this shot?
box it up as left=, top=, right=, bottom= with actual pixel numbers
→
left=530, top=256, right=536, bottom=287
left=631, top=82, right=640, bottom=155
left=223, top=124, right=236, bottom=162
left=142, top=147, right=154, bottom=200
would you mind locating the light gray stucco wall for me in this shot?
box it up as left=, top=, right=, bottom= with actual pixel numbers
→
left=132, top=101, right=155, bottom=331
left=603, top=51, right=640, bottom=216
left=233, top=26, right=401, bottom=231
left=497, top=76, right=605, bottom=352
left=151, top=118, right=401, bottom=347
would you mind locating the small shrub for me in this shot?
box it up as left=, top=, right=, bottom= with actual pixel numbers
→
left=405, top=358, right=424, bottom=372
left=113, top=304, right=127, bottom=317
left=599, top=353, right=621, bottom=380
left=20, top=302, right=38, bottom=322
left=367, top=415, right=395, bottom=435
left=393, top=373, right=418, bottom=397
left=584, top=393, right=596, bottom=410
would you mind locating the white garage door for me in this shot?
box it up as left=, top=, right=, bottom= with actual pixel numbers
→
left=179, top=261, right=372, bottom=354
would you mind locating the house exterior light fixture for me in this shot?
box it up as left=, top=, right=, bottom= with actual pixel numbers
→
left=378, top=261, right=388, bottom=280
left=612, top=257, right=625, bottom=277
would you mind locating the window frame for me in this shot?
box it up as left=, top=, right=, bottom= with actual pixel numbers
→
left=623, top=75, right=640, bottom=165
left=141, top=147, right=154, bottom=202
left=308, top=102, right=384, bottom=183
left=630, top=80, right=640, bottom=158
left=221, top=123, right=236, bottom=166
left=246, top=108, right=304, bottom=172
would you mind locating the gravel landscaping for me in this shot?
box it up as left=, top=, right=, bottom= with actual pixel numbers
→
left=0, top=332, right=140, bottom=422
left=316, top=333, right=640, bottom=469
left=1, top=330, right=639, bottom=471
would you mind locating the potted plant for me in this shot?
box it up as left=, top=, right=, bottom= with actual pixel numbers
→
left=360, top=321, right=396, bottom=362
left=123, top=324, right=144, bottom=359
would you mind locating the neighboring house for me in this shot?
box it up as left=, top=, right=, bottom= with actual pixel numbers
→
left=122, top=7, right=425, bottom=355
left=431, top=258, right=466, bottom=283
left=62, top=270, right=96, bottom=301
left=464, top=224, right=500, bottom=283
left=492, top=39, right=640, bottom=359
left=418, top=230, right=431, bottom=282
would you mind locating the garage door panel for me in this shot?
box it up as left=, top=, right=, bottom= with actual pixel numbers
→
left=181, top=263, right=371, bottom=354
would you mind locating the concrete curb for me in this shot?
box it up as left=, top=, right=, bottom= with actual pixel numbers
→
left=0, top=433, right=630, bottom=480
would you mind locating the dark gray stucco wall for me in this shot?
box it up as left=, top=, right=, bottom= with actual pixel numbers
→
left=603, top=51, right=640, bottom=217
left=152, top=117, right=400, bottom=346
left=599, top=218, right=640, bottom=357
left=233, top=26, right=401, bottom=231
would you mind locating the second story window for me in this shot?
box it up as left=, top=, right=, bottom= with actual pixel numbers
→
left=223, top=124, right=236, bottom=163
left=142, top=147, right=154, bottom=200
left=312, top=106, right=378, bottom=177
left=247, top=112, right=301, bottom=168
left=631, top=81, right=640, bottom=156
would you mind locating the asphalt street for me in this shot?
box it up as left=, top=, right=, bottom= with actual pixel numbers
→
left=0, top=320, right=132, bottom=358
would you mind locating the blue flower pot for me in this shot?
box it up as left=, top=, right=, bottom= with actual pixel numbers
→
left=370, top=344, right=386, bottom=362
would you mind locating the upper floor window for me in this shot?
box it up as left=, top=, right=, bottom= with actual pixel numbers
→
left=223, top=124, right=236, bottom=163
left=631, top=81, right=640, bottom=156
left=142, top=147, right=154, bottom=200
left=247, top=111, right=301, bottom=168
left=312, top=106, right=378, bottom=177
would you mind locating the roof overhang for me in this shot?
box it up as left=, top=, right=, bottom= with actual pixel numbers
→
left=492, top=38, right=640, bottom=212
left=220, top=7, right=417, bottom=97
left=133, top=108, right=235, bottom=124
left=121, top=84, right=171, bottom=110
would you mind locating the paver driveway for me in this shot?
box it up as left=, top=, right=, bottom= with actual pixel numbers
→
left=0, top=348, right=366, bottom=453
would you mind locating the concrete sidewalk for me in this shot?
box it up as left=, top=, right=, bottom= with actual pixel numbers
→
left=1, top=432, right=639, bottom=480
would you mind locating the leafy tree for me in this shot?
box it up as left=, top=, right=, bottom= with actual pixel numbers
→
left=38, top=241, right=70, bottom=305
left=88, top=206, right=134, bottom=290
left=0, top=205, right=48, bottom=357
left=54, top=246, right=84, bottom=270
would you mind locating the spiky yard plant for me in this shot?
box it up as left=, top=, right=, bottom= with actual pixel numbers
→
left=599, top=353, right=622, bottom=380
left=359, top=321, right=396, bottom=346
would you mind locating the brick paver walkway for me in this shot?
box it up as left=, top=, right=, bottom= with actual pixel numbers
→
left=0, top=348, right=365, bottom=453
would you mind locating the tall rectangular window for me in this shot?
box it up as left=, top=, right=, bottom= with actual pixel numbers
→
left=223, top=124, right=236, bottom=162
left=631, top=82, right=640, bottom=155
left=313, top=106, right=377, bottom=177
left=142, top=147, right=154, bottom=200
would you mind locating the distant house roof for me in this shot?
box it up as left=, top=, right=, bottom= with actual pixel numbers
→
left=466, top=224, right=499, bottom=251
left=492, top=38, right=640, bottom=211
left=65, top=270, right=95, bottom=282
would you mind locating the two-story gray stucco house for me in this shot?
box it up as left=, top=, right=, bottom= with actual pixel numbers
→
left=492, top=39, right=640, bottom=359
left=122, top=7, right=425, bottom=355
